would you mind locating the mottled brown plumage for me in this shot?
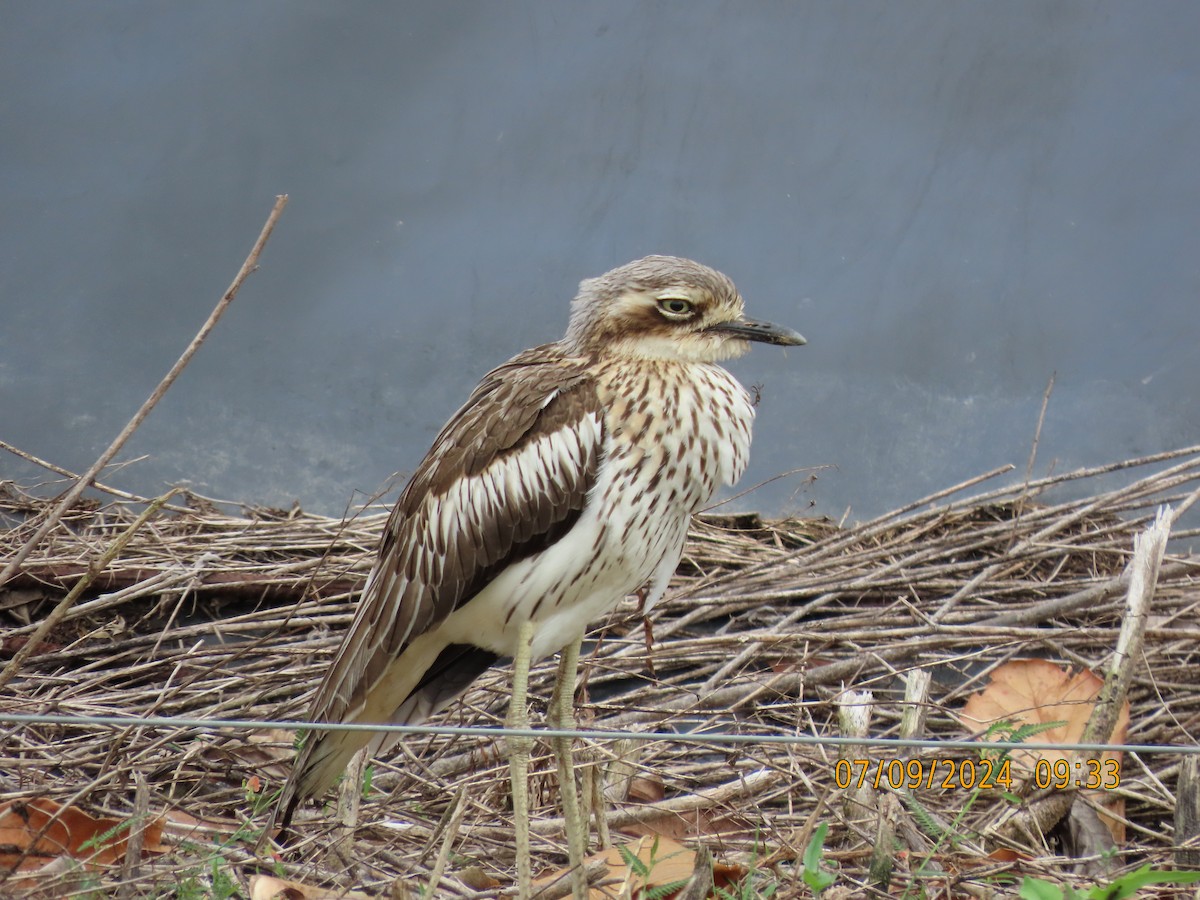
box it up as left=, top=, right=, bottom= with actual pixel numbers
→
left=280, top=255, right=804, bottom=826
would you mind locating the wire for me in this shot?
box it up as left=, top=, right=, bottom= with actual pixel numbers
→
left=0, top=710, right=1192, bottom=757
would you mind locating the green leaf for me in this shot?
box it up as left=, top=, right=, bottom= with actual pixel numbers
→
left=803, top=822, right=828, bottom=872
left=616, top=841, right=652, bottom=879
left=900, top=791, right=952, bottom=843
left=362, top=763, right=375, bottom=798
left=645, top=879, right=691, bottom=900
left=1018, top=877, right=1066, bottom=900
left=1084, top=864, right=1200, bottom=899
left=801, top=823, right=837, bottom=893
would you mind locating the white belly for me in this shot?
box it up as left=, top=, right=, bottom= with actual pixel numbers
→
left=435, top=361, right=754, bottom=660
left=435, top=500, right=687, bottom=660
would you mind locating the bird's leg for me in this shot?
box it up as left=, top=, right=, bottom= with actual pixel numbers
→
left=550, top=632, right=588, bottom=900
left=507, top=620, right=536, bottom=900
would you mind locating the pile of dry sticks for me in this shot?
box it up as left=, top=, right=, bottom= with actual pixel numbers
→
left=2, top=442, right=1199, bottom=897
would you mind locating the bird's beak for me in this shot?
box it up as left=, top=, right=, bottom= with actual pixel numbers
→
left=707, top=318, right=807, bottom=347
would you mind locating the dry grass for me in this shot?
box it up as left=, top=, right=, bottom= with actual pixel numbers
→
left=2, top=444, right=1200, bottom=898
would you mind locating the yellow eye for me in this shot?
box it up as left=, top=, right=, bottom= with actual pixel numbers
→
left=657, top=297, right=694, bottom=318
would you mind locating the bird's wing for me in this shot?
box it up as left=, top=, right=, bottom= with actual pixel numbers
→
left=303, top=344, right=602, bottom=741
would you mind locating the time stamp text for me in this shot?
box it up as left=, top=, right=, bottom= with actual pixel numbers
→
left=833, top=757, right=1121, bottom=791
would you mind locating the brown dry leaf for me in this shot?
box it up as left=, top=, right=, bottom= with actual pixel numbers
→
left=0, top=633, right=64, bottom=658
left=249, top=874, right=373, bottom=900
left=960, top=658, right=1128, bottom=840
left=619, top=813, right=694, bottom=843
left=532, top=835, right=696, bottom=897
left=0, top=797, right=165, bottom=870
left=962, top=660, right=1125, bottom=745
left=960, top=658, right=1129, bottom=767
left=711, top=857, right=750, bottom=892
left=626, top=774, right=665, bottom=805
left=457, top=864, right=500, bottom=890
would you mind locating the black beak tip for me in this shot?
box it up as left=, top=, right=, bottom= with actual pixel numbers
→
left=711, top=319, right=807, bottom=347
left=775, top=328, right=807, bottom=347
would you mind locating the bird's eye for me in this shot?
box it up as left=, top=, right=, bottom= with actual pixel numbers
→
left=657, top=297, right=694, bottom=318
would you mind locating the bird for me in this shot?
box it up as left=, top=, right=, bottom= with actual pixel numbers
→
left=275, top=255, right=804, bottom=897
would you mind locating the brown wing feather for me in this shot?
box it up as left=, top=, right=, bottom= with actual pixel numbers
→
left=281, top=344, right=602, bottom=817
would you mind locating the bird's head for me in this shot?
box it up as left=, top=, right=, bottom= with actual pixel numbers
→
left=563, top=255, right=806, bottom=363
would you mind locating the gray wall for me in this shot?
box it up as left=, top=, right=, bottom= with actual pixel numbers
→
left=3, top=3, right=1198, bottom=521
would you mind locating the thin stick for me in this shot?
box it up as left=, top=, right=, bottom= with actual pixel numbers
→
left=1012, top=371, right=1055, bottom=529
left=424, top=787, right=468, bottom=898
left=0, top=194, right=289, bottom=591
left=117, top=772, right=150, bottom=899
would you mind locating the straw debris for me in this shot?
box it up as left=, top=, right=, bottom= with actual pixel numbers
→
left=2, top=444, right=1199, bottom=897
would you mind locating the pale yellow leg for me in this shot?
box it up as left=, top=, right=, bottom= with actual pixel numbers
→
left=507, top=621, right=536, bottom=900
left=549, top=633, right=588, bottom=900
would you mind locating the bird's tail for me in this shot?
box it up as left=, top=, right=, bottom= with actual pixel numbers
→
left=263, top=741, right=338, bottom=844
left=267, top=641, right=503, bottom=840
left=269, top=705, right=399, bottom=842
